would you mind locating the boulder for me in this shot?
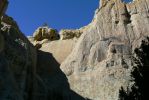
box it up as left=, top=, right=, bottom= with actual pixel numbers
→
left=33, top=26, right=60, bottom=41
left=59, top=29, right=83, bottom=40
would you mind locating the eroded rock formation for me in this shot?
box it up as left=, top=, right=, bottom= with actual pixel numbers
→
left=0, top=0, right=149, bottom=100
left=33, top=26, right=60, bottom=41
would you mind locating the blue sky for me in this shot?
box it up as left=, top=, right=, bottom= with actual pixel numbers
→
left=6, top=0, right=99, bottom=36
left=6, top=0, right=131, bottom=36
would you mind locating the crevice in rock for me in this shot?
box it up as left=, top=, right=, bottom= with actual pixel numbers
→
left=124, top=5, right=132, bottom=24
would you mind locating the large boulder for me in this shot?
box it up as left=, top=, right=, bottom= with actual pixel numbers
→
left=33, top=26, right=60, bottom=41
left=59, top=25, right=91, bottom=40
left=59, top=29, right=83, bottom=40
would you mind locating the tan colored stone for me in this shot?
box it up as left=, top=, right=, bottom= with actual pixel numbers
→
left=33, top=26, right=59, bottom=41
left=1, top=0, right=149, bottom=100
left=59, top=29, right=83, bottom=40
left=40, top=39, right=76, bottom=63
left=60, top=0, right=149, bottom=99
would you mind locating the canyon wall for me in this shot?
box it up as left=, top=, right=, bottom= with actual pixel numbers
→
left=60, top=0, right=149, bottom=99
left=0, top=0, right=149, bottom=100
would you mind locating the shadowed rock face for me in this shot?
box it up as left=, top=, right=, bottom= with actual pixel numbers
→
left=0, top=0, right=8, bottom=17
left=0, top=15, right=37, bottom=99
left=0, top=6, right=87, bottom=100
left=0, top=1, right=88, bottom=100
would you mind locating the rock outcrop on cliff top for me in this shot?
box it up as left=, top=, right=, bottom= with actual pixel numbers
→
left=33, top=26, right=60, bottom=41
left=0, top=0, right=149, bottom=100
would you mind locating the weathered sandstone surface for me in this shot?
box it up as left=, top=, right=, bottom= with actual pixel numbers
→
left=0, top=0, right=149, bottom=100
left=60, top=0, right=149, bottom=99
left=33, top=26, right=60, bottom=41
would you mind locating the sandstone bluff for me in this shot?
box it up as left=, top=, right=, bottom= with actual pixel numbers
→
left=0, top=0, right=149, bottom=100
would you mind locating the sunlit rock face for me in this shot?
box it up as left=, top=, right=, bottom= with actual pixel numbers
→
left=60, top=0, right=149, bottom=99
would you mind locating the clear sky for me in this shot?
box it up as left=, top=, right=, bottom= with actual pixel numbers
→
left=6, top=0, right=99, bottom=36
left=6, top=0, right=131, bottom=36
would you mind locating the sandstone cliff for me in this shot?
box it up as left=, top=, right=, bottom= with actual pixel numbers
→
left=60, top=0, right=149, bottom=99
left=0, top=0, right=149, bottom=100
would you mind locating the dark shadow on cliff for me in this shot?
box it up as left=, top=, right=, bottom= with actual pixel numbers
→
left=119, top=37, right=149, bottom=100
left=35, top=50, right=90, bottom=100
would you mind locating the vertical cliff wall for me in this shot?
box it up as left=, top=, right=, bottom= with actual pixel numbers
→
left=60, top=0, right=149, bottom=99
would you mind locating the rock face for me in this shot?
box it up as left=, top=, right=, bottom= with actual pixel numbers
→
left=0, top=15, right=37, bottom=99
left=60, top=0, right=149, bottom=100
left=0, top=0, right=8, bottom=17
left=0, top=0, right=149, bottom=100
left=39, top=39, right=76, bottom=64
left=29, top=28, right=77, bottom=63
